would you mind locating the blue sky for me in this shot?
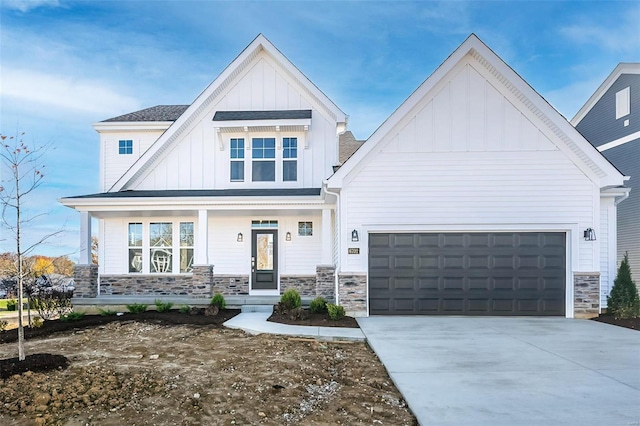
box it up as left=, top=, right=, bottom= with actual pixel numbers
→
left=1, top=0, right=638, bottom=259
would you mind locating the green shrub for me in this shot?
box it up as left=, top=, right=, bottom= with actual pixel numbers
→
left=98, top=308, right=118, bottom=316
left=607, top=253, right=640, bottom=319
left=179, top=305, right=191, bottom=314
left=154, top=300, right=174, bottom=313
left=60, top=312, right=85, bottom=322
left=309, top=297, right=327, bottom=314
left=31, top=317, right=43, bottom=328
left=0, top=320, right=7, bottom=332
left=31, top=290, right=73, bottom=320
left=327, top=303, right=345, bottom=321
left=126, top=303, right=148, bottom=314
left=210, top=293, right=227, bottom=309
left=280, top=289, right=301, bottom=310
left=6, top=299, right=17, bottom=311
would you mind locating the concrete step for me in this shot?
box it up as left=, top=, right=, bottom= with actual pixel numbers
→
left=241, top=305, right=274, bottom=313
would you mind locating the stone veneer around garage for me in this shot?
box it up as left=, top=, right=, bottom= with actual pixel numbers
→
left=574, top=272, right=600, bottom=318
left=99, top=274, right=209, bottom=297
left=338, top=273, right=367, bottom=315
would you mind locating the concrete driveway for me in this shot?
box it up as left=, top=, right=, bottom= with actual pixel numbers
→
left=358, top=317, right=640, bottom=426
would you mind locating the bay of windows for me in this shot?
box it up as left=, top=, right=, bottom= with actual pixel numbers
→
left=228, top=136, right=299, bottom=183
left=128, top=221, right=194, bottom=274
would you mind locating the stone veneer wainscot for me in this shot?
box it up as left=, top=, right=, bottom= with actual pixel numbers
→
left=574, top=272, right=600, bottom=318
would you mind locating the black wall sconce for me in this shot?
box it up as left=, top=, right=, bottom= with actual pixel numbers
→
left=286, top=231, right=292, bottom=241
left=237, top=232, right=243, bottom=242
left=351, top=229, right=359, bottom=242
left=583, top=228, right=596, bottom=241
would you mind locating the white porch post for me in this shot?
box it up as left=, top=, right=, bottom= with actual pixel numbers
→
left=321, top=208, right=332, bottom=264
left=195, top=209, right=209, bottom=264
left=79, top=211, right=92, bottom=265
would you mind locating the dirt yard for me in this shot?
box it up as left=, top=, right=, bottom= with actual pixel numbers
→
left=0, top=321, right=416, bottom=425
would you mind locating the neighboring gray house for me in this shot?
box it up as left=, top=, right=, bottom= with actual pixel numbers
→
left=572, top=63, right=639, bottom=292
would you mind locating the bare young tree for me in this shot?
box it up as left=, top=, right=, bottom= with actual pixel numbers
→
left=0, top=132, right=62, bottom=361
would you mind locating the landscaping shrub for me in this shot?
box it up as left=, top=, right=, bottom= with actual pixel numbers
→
left=179, top=305, right=191, bottom=314
left=6, top=299, right=17, bottom=311
left=31, top=290, right=73, bottom=320
left=154, top=300, right=174, bottom=313
left=280, top=289, right=301, bottom=310
left=126, top=303, right=148, bottom=314
left=309, top=297, right=327, bottom=314
left=210, top=293, right=227, bottom=309
left=327, top=303, right=345, bottom=321
left=31, top=317, right=43, bottom=328
left=0, top=320, right=7, bottom=332
left=60, top=312, right=86, bottom=322
left=98, top=308, right=118, bottom=316
left=607, top=253, right=640, bottom=319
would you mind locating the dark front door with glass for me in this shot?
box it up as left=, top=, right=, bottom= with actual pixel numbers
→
left=251, top=230, right=278, bottom=290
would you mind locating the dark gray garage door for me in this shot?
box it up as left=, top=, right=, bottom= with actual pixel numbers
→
left=369, top=232, right=566, bottom=316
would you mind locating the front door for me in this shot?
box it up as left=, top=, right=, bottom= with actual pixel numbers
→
left=251, top=229, right=278, bottom=290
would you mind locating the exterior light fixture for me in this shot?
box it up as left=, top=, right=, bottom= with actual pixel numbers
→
left=351, top=229, right=359, bottom=242
left=286, top=231, right=292, bottom=241
left=237, top=232, right=243, bottom=242
left=583, top=228, right=596, bottom=241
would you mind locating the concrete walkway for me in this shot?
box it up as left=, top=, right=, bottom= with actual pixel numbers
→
left=224, top=311, right=365, bottom=342
left=358, top=316, right=640, bottom=426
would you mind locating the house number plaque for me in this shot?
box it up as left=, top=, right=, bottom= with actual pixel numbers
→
left=348, top=248, right=360, bottom=255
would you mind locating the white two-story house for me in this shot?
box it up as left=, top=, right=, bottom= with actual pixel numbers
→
left=61, top=34, right=628, bottom=318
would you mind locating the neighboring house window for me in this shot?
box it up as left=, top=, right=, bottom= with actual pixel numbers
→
left=179, top=222, right=194, bottom=273
left=149, top=222, right=173, bottom=273
left=252, top=137, right=276, bottom=181
left=230, top=138, right=244, bottom=181
left=283, top=137, right=297, bottom=182
left=616, top=87, right=630, bottom=119
left=298, top=221, right=313, bottom=236
left=119, top=139, right=133, bottom=155
left=128, top=223, right=143, bottom=273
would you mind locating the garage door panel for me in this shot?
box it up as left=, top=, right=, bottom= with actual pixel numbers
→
left=369, top=232, right=565, bottom=316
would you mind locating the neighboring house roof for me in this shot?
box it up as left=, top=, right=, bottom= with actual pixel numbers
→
left=109, top=34, right=347, bottom=192
left=64, top=188, right=322, bottom=199
left=338, top=131, right=365, bottom=164
left=102, top=105, right=189, bottom=122
left=327, top=34, right=626, bottom=189
left=571, top=63, right=640, bottom=126
left=213, top=110, right=312, bottom=121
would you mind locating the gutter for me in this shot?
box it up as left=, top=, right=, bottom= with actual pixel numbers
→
left=323, top=183, right=341, bottom=305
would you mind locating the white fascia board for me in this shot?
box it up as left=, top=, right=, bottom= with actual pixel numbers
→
left=214, top=118, right=311, bottom=129
left=59, top=196, right=327, bottom=210
left=571, top=63, right=640, bottom=125
left=597, top=131, right=640, bottom=152
left=92, top=121, right=174, bottom=132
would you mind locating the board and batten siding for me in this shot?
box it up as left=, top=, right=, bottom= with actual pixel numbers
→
left=100, top=130, right=166, bottom=191
left=339, top=57, right=600, bottom=273
left=130, top=52, right=339, bottom=191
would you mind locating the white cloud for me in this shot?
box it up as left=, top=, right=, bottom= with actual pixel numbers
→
left=2, top=0, right=60, bottom=13
left=1, top=68, right=140, bottom=116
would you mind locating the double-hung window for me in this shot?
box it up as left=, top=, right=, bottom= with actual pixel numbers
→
left=119, top=140, right=133, bottom=155
left=179, top=222, right=194, bottom=273
left=252, top=137, right=276, bottom=181
left=283, top=137, right=297, bottom=181
left=128, top=223, right=143, bottom=273
left=149, top=222, right=173, bottom=273
left=230, top=138, right=244, bottom=181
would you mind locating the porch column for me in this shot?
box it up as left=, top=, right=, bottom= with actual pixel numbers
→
left=79, top=211, right=92, bottom=265
left=321, top=208, right=332, bottom=264
left=195, top=209, right=209, bottom=265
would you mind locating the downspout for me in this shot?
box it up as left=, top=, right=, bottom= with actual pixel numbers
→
left=323, top=183, right=341, bottom=305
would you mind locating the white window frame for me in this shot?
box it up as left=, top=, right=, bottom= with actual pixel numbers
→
left=118, top=139, right=133, bottom=155
left=126, top=220, right=195, bottom=274
left=230, top=138, right=245, bottom=182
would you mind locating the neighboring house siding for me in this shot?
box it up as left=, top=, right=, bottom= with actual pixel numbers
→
left=603, top=140, right=640, bottom=282
left=131, top=53, right=339, bottom=191
left=339, top=59, right=598, bottom=273
left=575, top=74, right=640, bottom=147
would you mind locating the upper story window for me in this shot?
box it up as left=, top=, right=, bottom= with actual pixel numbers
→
left=230, top=138, right=245, bottom=181
left=119, top=139, right=133, bottom=155
left=616, top=87, right=630, bottom=120
left=252, top=137, right=276, bottom=182
left=283, top=137, right=297, bottom=182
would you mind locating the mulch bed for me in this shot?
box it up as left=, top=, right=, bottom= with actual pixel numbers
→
left=0, top=309, right=240, bottom=344
left=268, top=310, right=359, bottom=328
left=591, top=315, right=640, bottom=331
left=0, top=353, right=70, bottom=379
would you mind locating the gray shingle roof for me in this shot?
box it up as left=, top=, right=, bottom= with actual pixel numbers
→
left=65, top=188, right=322, bottom=199
left=339, top=131, right=365, bottom=164
left=213, top=110, right=312, bottom=121
left=102, top=105, right=190, bottom=122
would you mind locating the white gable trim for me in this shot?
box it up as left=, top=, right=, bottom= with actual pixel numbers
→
left=109, top=34, right=346, bottom=192
left=327, top=34, right=625, bottom=190
left=571, top=63, right=640, bottom=125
